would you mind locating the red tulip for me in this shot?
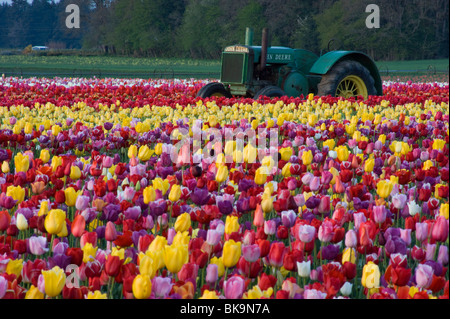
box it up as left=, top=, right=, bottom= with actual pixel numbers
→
left=0, top=210, right=11, bottom=231
left=267, top=242, right=286, bottom=268
left=71, top=215, right=86, bottom=238
left=105, top=255, right=123, bottom=277
left=431, top=215, right=449, bottom=242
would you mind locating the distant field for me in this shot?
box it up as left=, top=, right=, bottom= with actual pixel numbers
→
left=0, top=54, right=447, bottom=80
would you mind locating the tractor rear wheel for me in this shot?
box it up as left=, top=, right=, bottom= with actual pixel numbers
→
left=317, top=60, right=376, bottom=99
left=254, top=85, right=285, bottom=99
left=196, top=82, right=232, bottom=98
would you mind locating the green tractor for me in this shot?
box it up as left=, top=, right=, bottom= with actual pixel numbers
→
left=197, top=28, right=383, bottom=100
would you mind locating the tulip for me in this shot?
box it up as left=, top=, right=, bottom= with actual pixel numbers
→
left=302, top=150, right=313, bottom=165
left=138, top=145, right=154, bottom=162
left=267, top=242, right=285, bottom=268
left=168, top=184, right=181, bottom=202
left=223, top=239, right=241, bottom=268
left=376, top=180, right=394, bottom=198
left=298, top=224, right=316, bottom=243
left=14, top=152, right=30, bottom=173
left=431, top=216, right=449, bottom=243
left=64, top=187, right=81, bottom=207
left=42, top=266, right=66, bottom=297
left=225, top=215, right=240, bottom=235
left=25, top=285, right=45, bottom=299
left=6, top=185, right=25, bottom=204
left=297, top=260, right=311, bottom=278
left=224, top=275, right=245, bottom=299
left=254, top=166, right=269, bottom=185
left=216, top=164, right=228, bottom=183
left=39, top=149, right=50, bottom=163
left=44, top=209, right=66, bottom=235
left=415, top=264, right=434, bottom=289
left=0, top=210, right=11, bottom=231
left=361, top=261, right=380, bottom=289
left=174, top=213, right=191, bottom=233
left=16, top=213, right=28, bottom=231
left=86, top=291, right=107, bottom=299
left=71, top=215, right=86, bottom=237
left=132, top=274, right=152, bottom=299
left=253, top=204, right=265, bottom=227
left=163, top=244, right=187, bottom=274
left=29, top=236, right=49, bottom=255
left=373, top=205, right=387, bottom=224
left=236, top=241, right=258, bottom=262
left=143, top=186, right=156, bottom=204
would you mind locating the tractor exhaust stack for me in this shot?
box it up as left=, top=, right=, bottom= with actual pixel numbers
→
left=245, top=27, right=253, bottom=46
left=260, top=28, right=269, bottom=73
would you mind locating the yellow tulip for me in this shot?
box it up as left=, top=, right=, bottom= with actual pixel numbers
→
left=302, top=150, right=313, bottom=165
left=6, top=185, right=25, bottom=204
left=128, top=144, right=138, bottom=159
left=323, top=139, right=335, bottom=151
left=38, top=200, right=49, bottom=216
left=86, top=291, right=107, bottom=299
left=376, top=180, right=394, bottom=198
left=254, top=166, right=269, bottom=185
left=440, top=203, right=449, bottom=219
left=143, top=186, right=156, bottom=204
left=261, top=197, right=273, bottom=214
left=174, top=213, right=191, bottom=233
left=168, top=184, right=181, bottom=202
left=138, top=145, right=154, bottom=162
left=308, top=114, right=318, bottom=127
left=222, top=239, right=241, bottom=268
left=342, top=247, right=356, bottom=264
left=335, top=145, right=350, bottom=162
left=152, top=178, right=169, bottom=195
left=51, top=124, right=62, bottom=136
left=216, top=164, right=228, bottom=183
left=281, top=163, right=292, bottom=177
left=25, top=285, right=44, bottom=299
left=163, top=244, right=186, bottom=274
left=432, top=139, right=446, bottom=151
left=200, top=290, right=219, bottom=299
left=279, top=147, right=293, bottom=161
left=82, top=243, right=98, bottom=263
left=378, top=134, right=386, bottom=144
left=6, top=259, right=23, bottom=277
left=70, top=165, right=81, bottom=180
left=361, top=261, right=380, bottom=289
left=132, top=274, right=152, bottom=299
left=51, top=156, right=62, bottom=172
left=225, top=215, right=240, bottom=235
left=14, top=152, right=29, bottom=173
left=1, top=161, right=9, bottom=173
left=24, top=122, right=33, bottom=135
left=39, top=149, right=50, bottom=164
left=64, top=187, right=81, bottom=207
left=154, top=143, right=163, bottom=155
left=243, top=144, right=257, bottom=163
left=147, top=235, right=167, bottom=252
left=364, top=158, right=375, bottom=173
left=423, top=160, right=434, bottom=171
left=42, top=266, right=66, bottom=297
left=138, top=254, right=156, bottom=278
left=44, top=209, right=66, bottom=235
left=210, top=256, right=225, bottom=277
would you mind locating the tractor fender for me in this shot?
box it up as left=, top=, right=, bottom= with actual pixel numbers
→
left=309, top=51, right=383, bottom=95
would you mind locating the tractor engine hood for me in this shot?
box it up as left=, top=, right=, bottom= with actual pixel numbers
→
left=224, top=45, right=294, bottom=64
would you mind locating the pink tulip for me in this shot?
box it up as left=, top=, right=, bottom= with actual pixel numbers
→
left=373, top=205, right=387, bottom=224
left=28, top=236, right=49, bottom=256
left=309, top=176, right=321, bottom=192
left=0, top=276, right=7, bottom=299
left=318, top=220, right=334, bottom=243
left=400, top=229, right=412, bottom=246
left=415, top=264, right=434, bottom=289
left=105, top=221, right=117, bottom=242
left=152, top=276, right=173, bottom=299
left=264, top=220, right=276, bottom=236
left=205, top=263, right=218, bottom=284
left=242, top=244, right=261, bottom=263
left=392, top=193, right=407, bottom=210
left=223, top=275, right=245, bottom=299
left=345, top=229, right=358, bottom=248
left=431, top=215, right=449, bottom=243
left=415, top=222, right=429, bottom=243
left=298, top=224, right=316, bottom=243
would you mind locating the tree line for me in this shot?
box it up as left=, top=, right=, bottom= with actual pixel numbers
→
left=0, top=0, right=448, bottom=61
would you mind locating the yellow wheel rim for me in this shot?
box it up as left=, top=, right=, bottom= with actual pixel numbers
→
left=336, top=75, right=368, bottom=99
left=211, top=92, right=225, bottom=97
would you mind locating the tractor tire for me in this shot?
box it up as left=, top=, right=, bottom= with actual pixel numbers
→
left=196, top=82, right=232, bottom=98
left=253, top=85, right=285, bottom=100
left=317, top=60, right=377, bottom=99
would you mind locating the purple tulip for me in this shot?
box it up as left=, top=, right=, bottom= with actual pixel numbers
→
left=124, top=206, right=141, bottom=220
left=281, top=210, right=297, bottom=228
left=305, top=196, right=320, bottom=209
left=321, top=244, right=340, bottom=260
left=152, top=276, right=173, bottom=299
left=48, top=253, right=72, bottom=270
left=75, top=195, right=91, bottom=211
left=392, top=193, right=407, bottom=210
left=103, top=204, right=121, bottom=222
left=190, top=187, right=210, bottom=206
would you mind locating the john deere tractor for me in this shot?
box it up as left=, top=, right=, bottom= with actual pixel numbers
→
left=197, top=28, right=383, bottom=100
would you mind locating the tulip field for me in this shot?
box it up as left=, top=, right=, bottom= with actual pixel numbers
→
left=0, top=74, right=448, bottom=300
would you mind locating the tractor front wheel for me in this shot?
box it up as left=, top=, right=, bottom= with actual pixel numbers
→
left=253, top=85, right=285, bottom=99
left=317, top=60, right=377, bottom=99
left=196, top=82, right=232, bottom=98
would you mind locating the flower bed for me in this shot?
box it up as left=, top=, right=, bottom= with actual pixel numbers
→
left=0, top=77, right=448, bottom=299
